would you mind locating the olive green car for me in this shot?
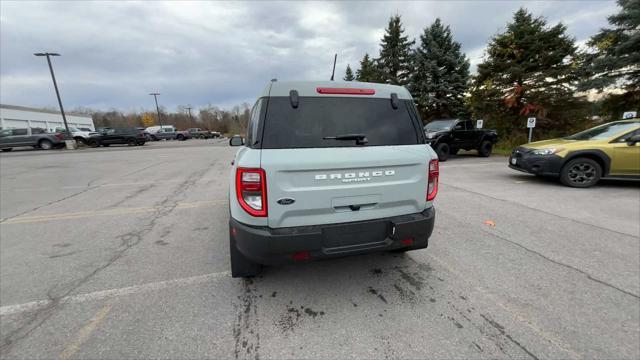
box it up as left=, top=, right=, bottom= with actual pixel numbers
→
left=509, top=119, right=640, bottom=187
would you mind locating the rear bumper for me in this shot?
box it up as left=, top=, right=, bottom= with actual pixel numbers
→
left=509, top=148, right=563, bottom=176
left=230, top=208, right=436, bottom=265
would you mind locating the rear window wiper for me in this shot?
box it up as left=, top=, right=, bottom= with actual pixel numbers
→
left=323, top=133, right=368, bottom=145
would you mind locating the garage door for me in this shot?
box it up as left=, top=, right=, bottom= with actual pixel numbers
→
left=30, top=120, right=47, bottom=130
left=48, top=122, right=63, bottom=132
left=1, top=119, right=29, bottom=129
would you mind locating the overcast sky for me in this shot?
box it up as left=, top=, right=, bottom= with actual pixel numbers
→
left=0, top=1, right=618, bottom=113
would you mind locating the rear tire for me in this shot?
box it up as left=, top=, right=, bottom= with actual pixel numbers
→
left=478, top=140, right=493, bottom=157
left=435, top=143, right=450, bottom=162
left=230, top=233, right=261, bottom=278
left=177, top=134, right=185, bottom=141
left=1, top=148, right=12, bottom=152
left=39, top=139, right=53, bottom=150
left=74, top=137, right=86, bottom=146
left=87, top=139, right=99, bottom=148
left=560, top=157, right=601, bottom=188
left=127, top=139, right=136, bottom=146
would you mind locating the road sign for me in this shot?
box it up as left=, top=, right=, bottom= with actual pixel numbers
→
left=476, top=119, right=483, bottom=129
left=623, top=111, right=637, bottom=119
left=527, top=117, right=536, bottom=128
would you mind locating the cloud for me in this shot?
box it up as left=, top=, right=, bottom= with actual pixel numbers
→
left=0, top=0, right=618, bottom=112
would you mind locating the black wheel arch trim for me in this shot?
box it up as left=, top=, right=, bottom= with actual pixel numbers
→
left=480, top=132, right=498, bottom=144
left=562, top=150, right=611, bottom=176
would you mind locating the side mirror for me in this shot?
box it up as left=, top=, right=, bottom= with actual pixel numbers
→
left=229, top=135, right=244, bottom=146
left=626, top=134, right=640, bottom=146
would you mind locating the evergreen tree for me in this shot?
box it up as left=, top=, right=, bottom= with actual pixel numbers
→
left=410, top=18, right=470, bottom=121
left=580, top=0, right=639, bottom=92
left=376, top=15, right=415, bottom=85
left=469, top=8, right=584, bottom=135
left=343, top=64, right=355, bottom=81
left=356, top=54, right=379, bottom=82
left=579, top=0, right=639, bottom=118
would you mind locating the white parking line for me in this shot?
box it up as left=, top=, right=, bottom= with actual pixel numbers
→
left=0, top=200, right=227, bottom=224
left=5, top=179, right=188, bottom=192
left=0, top=271, right=230, bottom=316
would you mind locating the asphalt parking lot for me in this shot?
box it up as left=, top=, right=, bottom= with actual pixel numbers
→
left=1, top=140, right=638, bottom=359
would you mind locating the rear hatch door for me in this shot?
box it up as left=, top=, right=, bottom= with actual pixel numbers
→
left=259, top=95, right=428, bottom=228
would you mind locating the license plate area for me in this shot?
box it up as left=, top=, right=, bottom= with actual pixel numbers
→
left=321, top=221, right=389, bottom=253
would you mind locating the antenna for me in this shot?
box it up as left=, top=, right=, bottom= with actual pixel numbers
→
left=330, top=53, right=337, bottom=81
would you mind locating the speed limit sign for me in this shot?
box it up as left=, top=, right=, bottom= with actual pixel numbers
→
left=527, top=117, right=536, bottom=128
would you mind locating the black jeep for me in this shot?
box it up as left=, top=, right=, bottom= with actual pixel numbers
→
left=424, top=119, right=498, bottom=161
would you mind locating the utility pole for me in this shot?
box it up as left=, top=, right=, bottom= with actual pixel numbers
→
left=330, top=53, right=337, bottom=81
left=185, top=106, right=193, bottom=128
left=34, top=52, right=71, bottom=140
left=149, top=93, right=164, bottom=128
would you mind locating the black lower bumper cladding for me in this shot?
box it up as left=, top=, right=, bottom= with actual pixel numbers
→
left=509, top=147, right=563, bottom=176
left=230, top=208, right=436, bottom=265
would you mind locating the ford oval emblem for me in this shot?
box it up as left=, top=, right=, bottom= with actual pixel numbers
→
left=277, top=198, right=295, bottom=205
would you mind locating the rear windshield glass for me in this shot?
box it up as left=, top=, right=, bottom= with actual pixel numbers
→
left=261, top=97, right=420, bottom=149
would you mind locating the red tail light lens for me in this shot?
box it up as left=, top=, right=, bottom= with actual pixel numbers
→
left=236, top=168, right=267, bottom=217
left=292, top=251, right=311, bottom=261
left=427, top=159, right=439, bottom=201
left=54, top=132, right=64, bottom=140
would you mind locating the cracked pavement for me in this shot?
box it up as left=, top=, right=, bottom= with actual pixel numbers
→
left=1, top=140, right=639, bottom=359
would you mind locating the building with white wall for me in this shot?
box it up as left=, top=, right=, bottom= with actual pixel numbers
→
left=0, top=104, right=95, bottom=132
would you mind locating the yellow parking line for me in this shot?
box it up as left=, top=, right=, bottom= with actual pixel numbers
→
left=0, top=200, right=227, bottom=224
left=58, top=302, right=113, bottom=360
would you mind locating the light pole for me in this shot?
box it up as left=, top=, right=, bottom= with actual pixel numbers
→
left=149, top=93, right=164, bottom=128
left=34, top=52, right=70, bottom=138
left=185, top=106, right=193, bottom=128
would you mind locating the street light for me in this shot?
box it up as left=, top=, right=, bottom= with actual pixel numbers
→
left=185, top=106, right=193, bottom=127
left=149, top=93, right=164, bottom=128
left=34, top=52, right=70, bottom=138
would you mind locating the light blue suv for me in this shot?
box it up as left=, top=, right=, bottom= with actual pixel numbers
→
left=228, top=80, right=439, bottom=277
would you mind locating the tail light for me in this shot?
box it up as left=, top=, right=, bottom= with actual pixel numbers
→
left=236, top=168, right=267, bottom=217
left=316, top=87, right=375, bottom=95
left=54, top=132, right=64, bottom=140
left=427, top=159, right=439, bottom=201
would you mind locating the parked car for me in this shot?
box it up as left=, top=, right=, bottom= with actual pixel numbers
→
left=509, top=119, right=640, bottom=188
left=145, top=125, right=191, bottom=141
left=227, top=81, right=438, bottom=277
left=55, top=126, right=99, bottom=145
left=134, top=127, right=152, bottom=141
left=187, top=128, right=220, bottom=139
left=0, top=128, right=65, bottom=151
left=424, top=119, right=498, bottom=161
left=92, top=127, right=146, bottom=147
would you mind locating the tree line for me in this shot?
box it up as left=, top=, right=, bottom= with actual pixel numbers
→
left=77, top=103, right=251, bottom=135
left=76, top=1, right=636, bottom=143
left=344, top=0, right=638, bottom=143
